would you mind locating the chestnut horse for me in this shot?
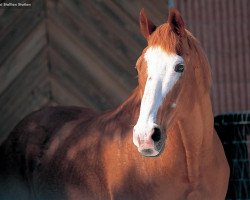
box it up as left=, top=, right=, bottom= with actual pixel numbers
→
left=0, top=9, right=229, bottom=200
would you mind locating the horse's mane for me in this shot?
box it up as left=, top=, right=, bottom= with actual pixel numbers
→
left=96, top=88, right=141, bottom=136
left=149, top=23, right=179, bottom=53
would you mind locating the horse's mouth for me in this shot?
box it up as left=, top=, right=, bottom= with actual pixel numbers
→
left=138, top=140, right=164, bottom=157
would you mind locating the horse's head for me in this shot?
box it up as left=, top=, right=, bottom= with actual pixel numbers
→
left=133, top=8, right=211, bottom=157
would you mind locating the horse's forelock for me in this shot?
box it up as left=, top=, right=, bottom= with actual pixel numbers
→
left=148, top=23, right=179, bottom=54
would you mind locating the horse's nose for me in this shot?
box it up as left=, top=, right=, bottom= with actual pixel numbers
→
left=136, top=127, right=163, bottom=157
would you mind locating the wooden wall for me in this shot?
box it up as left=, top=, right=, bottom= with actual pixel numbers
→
left=176, top=0, right=250, bottom=114
left=0, top=0, right=168, bottom=142
left=0, top=0, right=50, bottom=141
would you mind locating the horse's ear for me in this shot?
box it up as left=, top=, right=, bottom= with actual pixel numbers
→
left=139, top=8, right=156, bottom=40
left=167, top=8, right=185, bottom=36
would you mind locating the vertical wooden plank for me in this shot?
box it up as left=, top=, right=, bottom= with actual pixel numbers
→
left=173, top=0, right=250, bottom=114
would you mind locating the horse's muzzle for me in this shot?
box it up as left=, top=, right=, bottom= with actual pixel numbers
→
left=136, top=127, right=164, bottom=157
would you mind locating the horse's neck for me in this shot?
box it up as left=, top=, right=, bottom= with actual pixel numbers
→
left=174, top=92, right=215, bottom=184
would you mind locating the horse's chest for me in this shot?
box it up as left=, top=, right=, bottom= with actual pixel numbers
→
left=107, top=169, right=191, bottom=200
left=110, top=180, right=190, bottom=200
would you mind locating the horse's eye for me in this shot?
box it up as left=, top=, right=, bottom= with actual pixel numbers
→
left=174, top=64, right=184, bottom=73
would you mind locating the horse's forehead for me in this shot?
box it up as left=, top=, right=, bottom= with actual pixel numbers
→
left=144, top=46, right=179, bottom=62
left=144, top=46, right=182, bottom=72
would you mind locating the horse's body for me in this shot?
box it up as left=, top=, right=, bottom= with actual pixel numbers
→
left=0, top=9, right=229, bottom=200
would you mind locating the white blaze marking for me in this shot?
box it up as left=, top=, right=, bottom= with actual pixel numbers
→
left=133, top=46, right=183, bottom=147
left=171, top=103, right=177, bottom=108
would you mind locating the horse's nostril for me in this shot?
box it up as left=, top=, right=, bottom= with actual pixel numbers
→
left=151, top=127, right=161, bottom=142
